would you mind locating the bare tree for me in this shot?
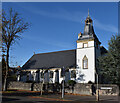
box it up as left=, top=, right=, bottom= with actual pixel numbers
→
left=2, top=8, right=29, bottom=91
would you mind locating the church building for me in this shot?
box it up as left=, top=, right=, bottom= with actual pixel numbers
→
left=18, top=11, right=107, bottom=84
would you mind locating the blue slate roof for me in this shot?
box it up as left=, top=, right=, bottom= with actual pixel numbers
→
left=22, top=49, right=76, bottom=70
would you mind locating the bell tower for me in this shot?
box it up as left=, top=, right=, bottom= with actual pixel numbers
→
left=76, top=10, right=101, bottom=83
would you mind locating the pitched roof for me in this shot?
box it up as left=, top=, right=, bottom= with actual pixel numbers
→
left=22, top=49, right=76, bottom=70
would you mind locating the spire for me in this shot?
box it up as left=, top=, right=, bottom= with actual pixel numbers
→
left=88, top=9, right=89, bottom=17
left=83, top=10, right=94, bottom=35
left=77, top=10, right=101, bottom=45
left=85, top=9, right=92, bottom=23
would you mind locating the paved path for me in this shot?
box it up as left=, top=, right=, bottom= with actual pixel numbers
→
left=2, top=91, right=120, bottom=103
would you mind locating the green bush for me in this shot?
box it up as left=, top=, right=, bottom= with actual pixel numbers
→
left=8, top=75, right=17, bottom=81
left=68, top=80, right=76, bottom=86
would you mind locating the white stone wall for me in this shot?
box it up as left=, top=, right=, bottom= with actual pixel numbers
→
left=59, top=69, right=63, bottom=83
left=76, top=40, right=95, bottom=83
left=20, top=68, right=73, bottom=84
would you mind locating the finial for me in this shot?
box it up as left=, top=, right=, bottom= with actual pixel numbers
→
left=88, top=9, right=89, bottom=17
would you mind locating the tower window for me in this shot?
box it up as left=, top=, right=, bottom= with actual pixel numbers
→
left=83, top=43, right=88, bottom=48
left=83, top=55, right=88, bottom=69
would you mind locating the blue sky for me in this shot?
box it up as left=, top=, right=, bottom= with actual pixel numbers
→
left=2, top=2, right=118, bottom=67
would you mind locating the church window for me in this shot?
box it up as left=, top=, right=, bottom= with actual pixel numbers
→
left=83, top=55, right=88, bottom=69
left=71, top=70, right=76, bottom=78
left=49, top=71, right=53, bottom=78
left=61, top=68, right=65, bottom=77
left=41, top=71, right=44, bottom=78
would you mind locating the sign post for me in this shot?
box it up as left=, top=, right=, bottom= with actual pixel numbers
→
left=96, top=73, right=99, bottom=101
left=62, top=67, right=65, bottom=99
left=41, top=69, right=44, bottom=95
left=62, top=76, right=65, bottom=99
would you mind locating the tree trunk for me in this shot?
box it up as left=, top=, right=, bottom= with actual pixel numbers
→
left=3, top=46, right=9, bottom=91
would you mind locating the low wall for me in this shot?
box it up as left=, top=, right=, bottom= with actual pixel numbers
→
left=65, top=83, right=91, bottom=95
left=65, top=83, right=119, bottom=95
left=97, top=84, right=119, bottom=95
left=7, top=82, right=119, bottom=95
left=8, top=82, right=32, bottom=91
left=7, top=82, right=59, bottom=92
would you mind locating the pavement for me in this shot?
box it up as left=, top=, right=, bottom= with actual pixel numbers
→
left=1, top=90, right=120, bottom=103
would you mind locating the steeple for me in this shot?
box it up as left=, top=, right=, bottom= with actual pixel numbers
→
left=83, top=9, right=94, bottom=36
left=77, top=10, right=100, bottom=44
left=86, top=9, right=92, bottom=23
left=78, top=10, right=94, bottom=37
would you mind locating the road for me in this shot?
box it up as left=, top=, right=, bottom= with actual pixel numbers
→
left=1, top=91, right=120, bottom=103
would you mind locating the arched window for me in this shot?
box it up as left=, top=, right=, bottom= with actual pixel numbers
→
left=83, top=55, right=88, bottom=69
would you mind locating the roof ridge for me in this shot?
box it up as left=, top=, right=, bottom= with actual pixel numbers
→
left=35, top=49, right=76, bottom=55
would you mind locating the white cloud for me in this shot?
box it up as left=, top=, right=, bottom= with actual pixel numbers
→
left=23, top=35, right=73, bottom=49
left=27, top=7, right=117, bottom=33
left=94, top=19, right=118, bottom=33
left=25, top=7, right=86, bottom=23
left=19, top=4, right=118, bottom=34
